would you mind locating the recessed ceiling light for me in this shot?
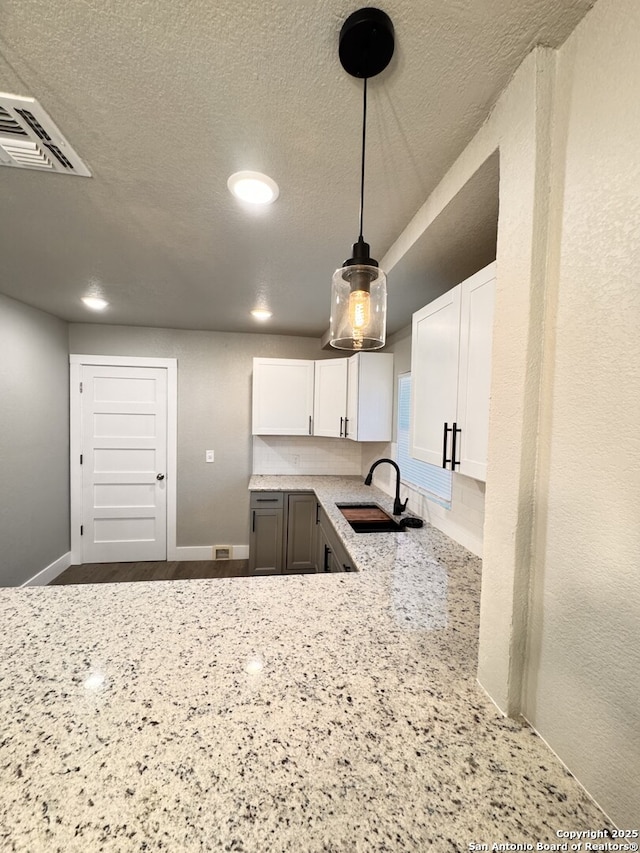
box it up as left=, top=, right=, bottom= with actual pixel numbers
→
left=251, top=309, right=273, bottom=321
left=228, top=171, right=279, bottom=205
left=82, top=296, right=109, bottom=311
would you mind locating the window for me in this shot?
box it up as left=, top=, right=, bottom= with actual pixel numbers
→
left=397, top=373, right=452, bottom=506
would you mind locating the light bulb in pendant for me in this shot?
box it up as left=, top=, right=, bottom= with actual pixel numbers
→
left=349, top=289, right=370, bottom=330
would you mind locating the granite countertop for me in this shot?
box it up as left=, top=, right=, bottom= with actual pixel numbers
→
left=0, top=476, right=610, bottom=851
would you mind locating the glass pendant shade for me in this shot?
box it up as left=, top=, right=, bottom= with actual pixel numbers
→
left=329, top=262, right=387, bottom=350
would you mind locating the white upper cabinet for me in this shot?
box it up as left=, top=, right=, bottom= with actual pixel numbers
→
left=252, top=358, right=315, bottom=435
left=313, top=359, right=348, bottom=438
left=345, top=352, right=394, bottom=442
left=252, top=353, right=393, bottom=441
left=410, top=262, right=496, bottom=481
left=456, top=264, right=496, bottom=480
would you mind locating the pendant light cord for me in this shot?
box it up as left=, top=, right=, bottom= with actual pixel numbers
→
left=358, top=75, right=368, bottom=241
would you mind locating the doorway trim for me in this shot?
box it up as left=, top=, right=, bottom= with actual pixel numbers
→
left=70, top=354, right=178, bottom=565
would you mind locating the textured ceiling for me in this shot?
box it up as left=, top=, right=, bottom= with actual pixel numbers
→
left=0, top=0, right=593, bottom=337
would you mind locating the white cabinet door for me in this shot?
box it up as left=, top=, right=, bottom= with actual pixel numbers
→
left=346, top=352, right=394, bottom=441
left=456, top=265, right=496, bottom=480
left=313, top=359, right=348, bottom=437
left=252, top=359, right=314, bottom=435
left=346, top=354, right=360, bottom=440
left=410, top=286, right=462, bottom=466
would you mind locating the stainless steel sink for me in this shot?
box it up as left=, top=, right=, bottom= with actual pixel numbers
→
left=336, top=502, right=405, bottom=533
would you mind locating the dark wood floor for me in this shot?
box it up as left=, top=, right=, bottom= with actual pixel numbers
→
left=50, top=559, right=251, bottom=585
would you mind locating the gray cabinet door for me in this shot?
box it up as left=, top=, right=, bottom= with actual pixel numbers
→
left=316, top=506, right=354, bottom=573
left=249, top=507, right=283, bottom=574
left=285, top=493, right=318, bottom=573
left=316, top=519, right=332, bottom=573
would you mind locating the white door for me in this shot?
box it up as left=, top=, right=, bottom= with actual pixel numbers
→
left=313, top=359, right=348, bottom=437
left=410, top=285, right=461, bottom=467
left=81, top=365, right=168, bottom=562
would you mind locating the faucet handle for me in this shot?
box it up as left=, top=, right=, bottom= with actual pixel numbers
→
left=393, top=496, right=409, bottom=515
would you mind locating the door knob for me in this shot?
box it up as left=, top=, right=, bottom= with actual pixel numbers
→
left=156, top=473, right=165, bottom=481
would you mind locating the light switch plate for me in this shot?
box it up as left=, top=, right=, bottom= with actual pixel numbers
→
left=205, top=450, right=214, bottom=463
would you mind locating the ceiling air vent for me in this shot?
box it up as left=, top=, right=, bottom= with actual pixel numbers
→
left=0, top=92, right=91, bottom=177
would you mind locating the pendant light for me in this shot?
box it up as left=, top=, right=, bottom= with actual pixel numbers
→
left=330, top=7, right=395, bottom=351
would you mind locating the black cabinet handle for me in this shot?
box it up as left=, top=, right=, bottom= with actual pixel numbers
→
left=344, top=417, right=349, bottom=438
left=252, top=510, right=255, bottom=533
left=340, top=416, right=344, bottom=437
left=323, top=544, right=331, bottom=572
left=309, top=415, right=312, bottom=435
left=442, top=422, right=453, bottom=469
left=452, top=422, right=461, bottom=470
left=316, top=503, right=320, bottom=524
left=256, top=497, right=278, bottom=502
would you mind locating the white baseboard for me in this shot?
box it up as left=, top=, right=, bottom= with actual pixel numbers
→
left=21, top=551, right=72, bottom=587
left=172, top=545, right=250, bottom=562
left=232, top=545, right=249, bottom=560
left=173, top=546, right=214, bottom=561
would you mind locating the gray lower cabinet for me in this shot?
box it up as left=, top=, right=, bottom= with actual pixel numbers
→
left=316, top=505, right=354, bottom=573
left=285, top=493, right=318, bottom=573
left=249, top=492, right=284, bottom=574
left=249, top=491, right=318, bottom=575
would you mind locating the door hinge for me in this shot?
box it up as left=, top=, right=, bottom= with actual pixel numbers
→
left=79, top=381, right=83, bottom=393
left=80, top=454, right=83, bottom=465
left=80, top=525, right=84, bottom=536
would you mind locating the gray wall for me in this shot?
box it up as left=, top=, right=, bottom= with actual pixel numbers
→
left=69, top=324, right=332, bottom=548
left=0, top=294, right=70, bottom=586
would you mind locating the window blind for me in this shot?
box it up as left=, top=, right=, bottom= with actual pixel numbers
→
left=397, top=373, right=452, bottom=505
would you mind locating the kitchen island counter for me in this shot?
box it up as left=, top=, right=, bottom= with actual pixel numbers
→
left=0, top=476, right=609, bottom=851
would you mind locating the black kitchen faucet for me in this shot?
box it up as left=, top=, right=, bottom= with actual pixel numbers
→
left=364, top=458, right=408, bottom=516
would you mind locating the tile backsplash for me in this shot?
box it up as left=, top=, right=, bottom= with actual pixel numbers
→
left=252, top=436, right=363, bottom=476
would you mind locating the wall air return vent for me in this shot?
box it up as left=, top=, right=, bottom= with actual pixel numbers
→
left=0, top=93, right=91, bottom=177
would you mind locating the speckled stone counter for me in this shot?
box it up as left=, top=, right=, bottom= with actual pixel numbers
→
left=0, top=476, right=610, bottom=851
